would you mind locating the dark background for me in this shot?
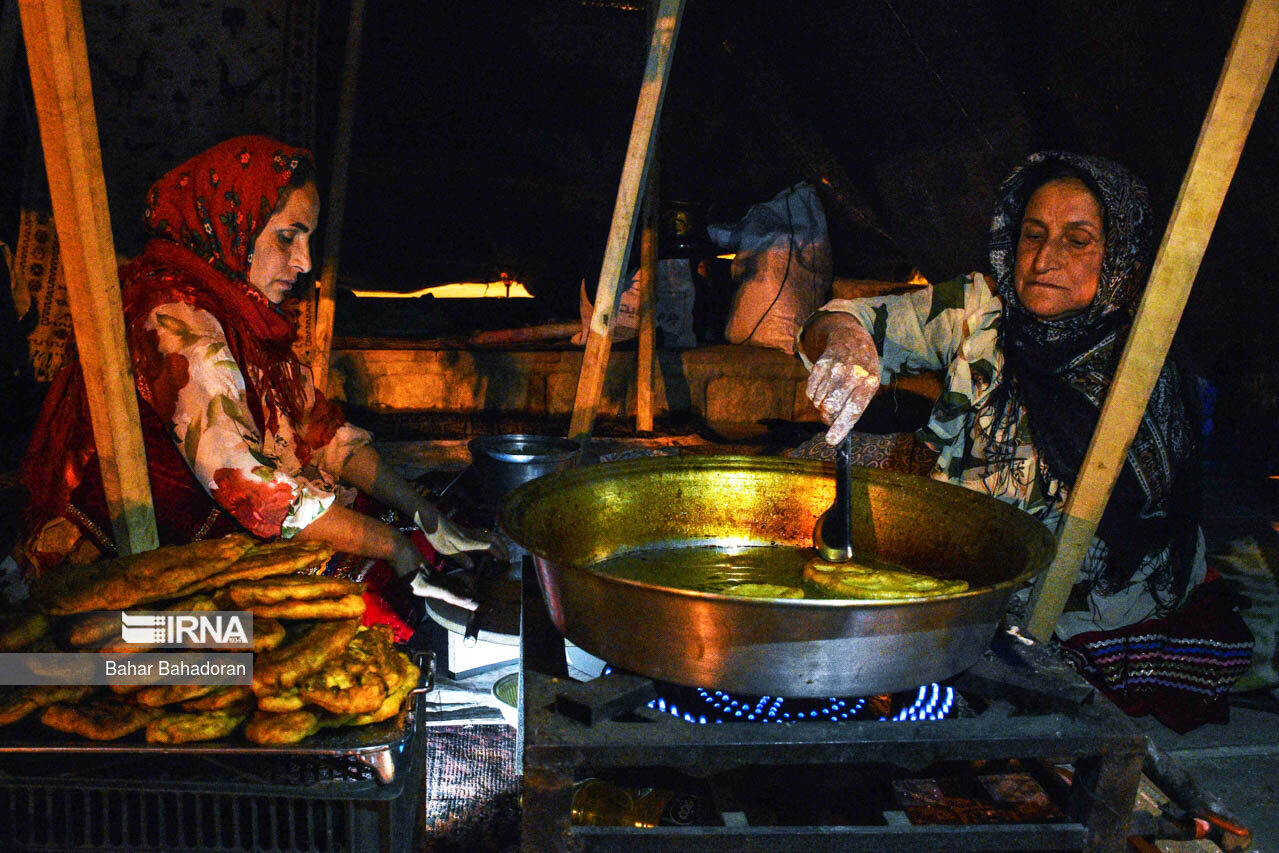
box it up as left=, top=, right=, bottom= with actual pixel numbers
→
left=312, top=0, right=1275, bottom=379
left=1, top=0, right=1276, bottom=467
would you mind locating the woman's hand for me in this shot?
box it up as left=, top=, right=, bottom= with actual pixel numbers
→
left=387, top=527, right=478, bottom=609
left=387, top=528, right=430, bottom=577
left=803, top=315, right=882, bottom=444
left=414, top=502, right=493, bottom=555
left=336, top=445, right=498, bottom=558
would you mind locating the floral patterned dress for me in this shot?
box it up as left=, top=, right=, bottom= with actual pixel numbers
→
left=138, top=300, right=370, bottom=540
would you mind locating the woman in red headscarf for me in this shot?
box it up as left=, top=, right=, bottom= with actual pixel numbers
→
left=18, top=136, right=481, bottom=626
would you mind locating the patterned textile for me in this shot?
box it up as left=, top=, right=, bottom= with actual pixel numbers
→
left=1060, top=579, right=1252, bottom=733
left=988, top=152, right=1153, bottom=349
left=9, top=211, right=71, bottom=381
left=798, top=153, right=1244, bottom=728
left=18, top=137, right=364, bottom=575
left=81, top=1, right=319, bottom=257
left=422, top=726, right=521, bottom=853
left=142, top=137, right=307, bottom=280
left=786, top=430, right=938, bottom=476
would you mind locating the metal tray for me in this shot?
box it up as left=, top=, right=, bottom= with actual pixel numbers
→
left=0, top=650, right=434, bottom=784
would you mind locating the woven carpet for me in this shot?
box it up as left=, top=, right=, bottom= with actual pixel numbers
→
left=421, top=725, right=521, bottom=853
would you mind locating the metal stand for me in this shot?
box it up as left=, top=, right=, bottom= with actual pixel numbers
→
left=520, top=573, right=1146, bottom=852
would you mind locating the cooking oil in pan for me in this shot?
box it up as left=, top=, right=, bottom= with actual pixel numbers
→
left=587, top=543, right=939, bottom=600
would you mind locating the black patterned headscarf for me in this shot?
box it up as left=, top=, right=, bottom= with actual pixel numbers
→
left=988, top=152, right=1200, bottom=606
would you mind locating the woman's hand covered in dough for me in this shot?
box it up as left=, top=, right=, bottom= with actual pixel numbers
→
left=414, top=503, right=492, bottom=555
left=806, top=320, right=881, bottom=444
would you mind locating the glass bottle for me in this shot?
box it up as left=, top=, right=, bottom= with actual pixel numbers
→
left=570, top=778, right=715, bottom=828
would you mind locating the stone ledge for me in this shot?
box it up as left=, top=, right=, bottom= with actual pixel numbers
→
left=329, top=344, right=939, bottom=426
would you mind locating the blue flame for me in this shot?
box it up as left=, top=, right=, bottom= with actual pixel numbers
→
left=601, top=666, right=955, bottom=724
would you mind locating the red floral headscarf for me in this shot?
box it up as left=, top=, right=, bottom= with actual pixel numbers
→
left=125, top=136, right=322, bottom=429
left=142, top=135, right=313, bottom=282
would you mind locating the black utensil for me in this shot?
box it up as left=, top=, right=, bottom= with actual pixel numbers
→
left=814, top=431, right=855, bottom=562
left=463, top=605, right=484, bottom=647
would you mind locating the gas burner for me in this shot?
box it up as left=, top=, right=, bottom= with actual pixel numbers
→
left=601, top=666, right=959, bottom=724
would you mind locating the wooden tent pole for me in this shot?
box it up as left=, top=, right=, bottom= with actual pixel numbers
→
left=18, top=0, right=158, bottom=555
left=568, top=0, right=685, bottom=441
left=1026, top=0, right=1279, bottom=641
left=636, top=164, right=659, bottom=432
left=310, top=0, right=366, bottom=394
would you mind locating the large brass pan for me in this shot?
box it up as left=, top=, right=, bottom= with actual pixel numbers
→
left=501, top=455, right=1055, bottom=696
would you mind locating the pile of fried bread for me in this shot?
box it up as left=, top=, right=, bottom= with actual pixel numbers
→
left=0, top=534, right=421, bottom=746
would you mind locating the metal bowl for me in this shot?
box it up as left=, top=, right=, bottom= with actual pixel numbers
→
left=501, top=455, right=1055, bottom=697
left=466, top=434, right=580, bottom=509
left=492, top=672, right=520, bottom=727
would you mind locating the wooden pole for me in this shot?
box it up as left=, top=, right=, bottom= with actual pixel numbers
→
left=310, top=0, right=366, bottom=394
left=18, top=0, right=158, bottom=555
left=1026, top=0, right=1279, bottom=641
left=636, top=165, right=659, bottom=432
left=568, top=0, right=685, bottom=441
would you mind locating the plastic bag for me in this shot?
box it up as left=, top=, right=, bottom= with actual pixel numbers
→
left=708, top=182, right=832, bottom=354
left=573, top=259, right=697, bottom=349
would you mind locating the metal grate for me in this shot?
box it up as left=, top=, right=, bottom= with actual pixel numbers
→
left=2, top=748, right=390, bottom=787
left=0, top=735, right=424, bottom=852
left=0, top=787, right=367, bottom=852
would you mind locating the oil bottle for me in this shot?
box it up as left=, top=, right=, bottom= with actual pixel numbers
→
left=570, top=777, right=716, bottom=827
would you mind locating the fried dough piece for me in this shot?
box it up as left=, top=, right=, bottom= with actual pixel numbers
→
left=223, top=575, right=361, bottom=607
left=0, top=610, right=51, bottom=652
left=170, top=541, right=336, bottom=598
left=195, top=615, right=287, bottom=654
left=345, top=658, right=421, bottom=727
left=255, top=688, right=305, bottom=713
left=252, top=618, right=360, bottom=693
left=32, top=535, right=256, bottom=615
left=297, top=626, right=395, bottom=714
left=66, top=611, right=122, bottom=648
left=244, top=709, right=322, bottom=745
left=802, top=559, right=969, bottom=600
left=79, top=593, right=225, bottom=654
left=243, top=594, right=365, bottom=621
left=24, top=655, right=94, bottom=684
left=378, top=642, right=412, bottom=694
left=131, top=683, right=219, bottom=708
left=0, top=685, right=94, bottom=726
left=145, top=710, right=245, bottom=744
left=720, top=583, right=805, bottom=599
left=68, top=594, right=220, bottom=649
left=40, top=701, right=160, bottom=740
left=251, top=617, right=286, bottom=653
left=180, top=685, right=254, bottom=712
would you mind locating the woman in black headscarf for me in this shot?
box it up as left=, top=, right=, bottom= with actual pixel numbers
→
left=799, top=151, right=1251, bottom=731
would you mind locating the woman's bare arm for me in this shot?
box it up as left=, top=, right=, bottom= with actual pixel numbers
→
left=293, top=501, right=418, bottom=574
left=334, top=444, right=423, bottom=519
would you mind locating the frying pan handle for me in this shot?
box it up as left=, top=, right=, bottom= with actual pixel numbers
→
left=408, top=649, right=436, bottom=696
